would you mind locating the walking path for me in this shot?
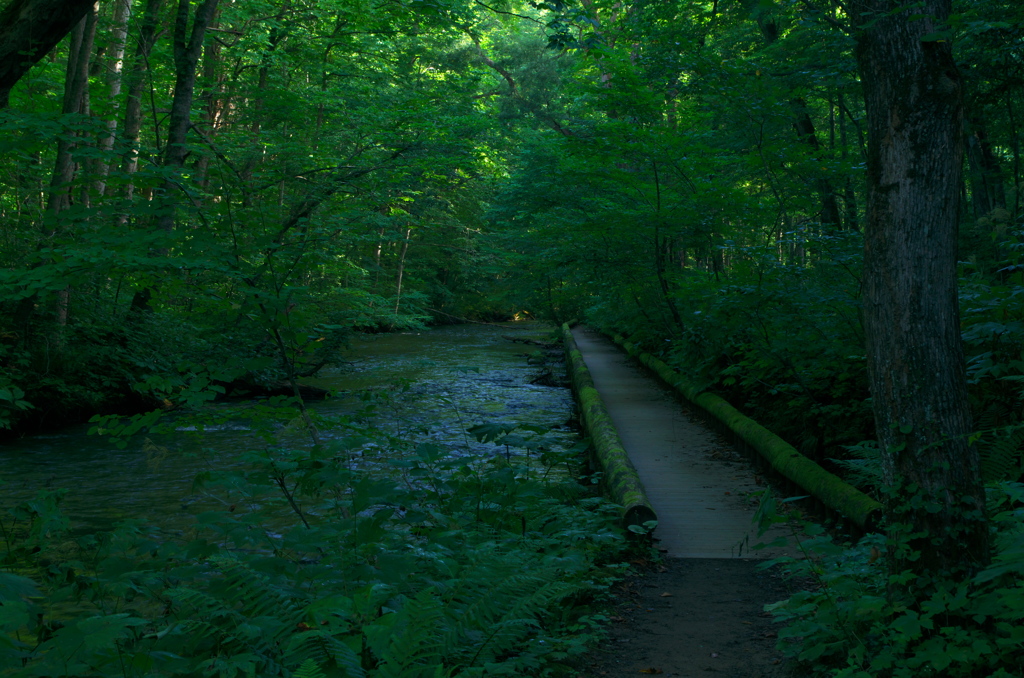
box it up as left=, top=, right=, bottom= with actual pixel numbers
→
left=571, top=327, right=789, bottom=559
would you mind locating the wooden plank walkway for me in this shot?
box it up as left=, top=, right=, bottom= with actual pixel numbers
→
left=572, top=327, right=790, bottom=559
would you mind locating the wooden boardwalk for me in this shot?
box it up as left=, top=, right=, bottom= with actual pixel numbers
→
left=572, top=327, right=790, bottom=559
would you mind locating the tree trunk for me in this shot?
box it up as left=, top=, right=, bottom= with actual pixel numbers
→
left=160, top=0, right=219, bottom=205
left=745, top=4, right=842, bottom=229
left=1009, top=97, right=1022, bottom=221
left=965, top=116, right=1007, bottom=219
left=132, top=0, right=219, bottom=312
left=0, top=0, right=97, bottom=108
left=194, top=10, right=223, bottom=192
left=44, top=6, right=97, bottom=341
left=854, top=0, right=989, bottom=578
left=837, top=89, right=859, bottom=231
left=94, top=0, right=132, bottom=197
left=652, top=162, right=683, bottom=331
left=792, top=98, right=842, bottom=228
left=393, top=227, right=412, bottom=316
left=44, top=7, right=97, bottom=222
left=121, top=0, right=164, bottom=208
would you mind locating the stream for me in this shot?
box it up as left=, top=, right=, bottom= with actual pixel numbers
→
left=0, top=323, right=573, bottom=536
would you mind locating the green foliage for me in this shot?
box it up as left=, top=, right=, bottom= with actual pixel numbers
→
left=759, top=482, right=1024, bottom=677
left=0, top=403, right=629, bottom=677
left=0, top=0, right=565, bottom=433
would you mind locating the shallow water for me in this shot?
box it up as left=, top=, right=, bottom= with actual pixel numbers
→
left=0, top=323, right=572, bottom=535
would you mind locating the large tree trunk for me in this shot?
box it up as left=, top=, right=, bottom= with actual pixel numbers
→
left=854, top=0, right=989, bottom=577
left=0, top=0, right=97, bottom=108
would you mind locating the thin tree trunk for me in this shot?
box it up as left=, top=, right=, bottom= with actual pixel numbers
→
left=854, top=0, right=989, bottom=578
left=45, top=7, right=96, bottom=222
left=195, top=10, right=222, bottom=192
left=45, top=6, right=97, bottom=339
left=131, top=0, right=219, bottom=313
left=792, top=98, right=842, bottom=228
left=1009, top=96, right=1022, bottom=221
left=746, top=3, right=841, bottom=229
left=95, top=0, right=132, bottom=197
left=965, top=116, right=1007, bottom=219
left=120, top=0, right=164, bottom=209
left=393, top=227, right=412, bottom=316
left=651, top=162, right=683, bottom=331
left=838, top=89, right=859, bottom=231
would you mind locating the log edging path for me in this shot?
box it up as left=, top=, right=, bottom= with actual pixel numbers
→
left=561, top=323, right=657, bottom=530
left=562, top=323, right=881, bottom=557
left=602, top=329, right=881, bottom=530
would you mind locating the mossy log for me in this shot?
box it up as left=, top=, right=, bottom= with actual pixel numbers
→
left=608, top=332, right=881, bottom=530
left=561, top=324, right=657, bottom=530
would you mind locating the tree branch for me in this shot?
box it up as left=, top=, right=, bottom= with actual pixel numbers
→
left=0, top=0, right=97, bottom=108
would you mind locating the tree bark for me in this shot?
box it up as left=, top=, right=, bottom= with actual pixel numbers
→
left=854, top=0, right=989, bottom=577
left=0, top=0, right=97, bottom=108
left=393, top=227, right=412, bottom=316
left=94, top=0, right=132, bottom=197
left=120, top=0, right=164, bottom=204
left=44, top=6, right=97, bottom=340
left=44, top=9, right=96, bottom=222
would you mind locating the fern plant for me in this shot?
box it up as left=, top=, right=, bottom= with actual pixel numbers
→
left=1, top=412, right=629, bottom=678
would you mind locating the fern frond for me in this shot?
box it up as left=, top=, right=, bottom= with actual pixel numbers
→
left=212, top=558, right=305, bottom=632
left=980, top=426, right=1024, bottom=482
left=285, top=630, right=365, bottom=678
left=469, top=580, right=581, bottom=666
left=293, top=658, right=328, bottom=678
left=375, top=588, right=447, bottom=678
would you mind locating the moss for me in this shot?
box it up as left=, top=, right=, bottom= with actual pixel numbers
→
left=609, top=331, right=881, bottom=529
left=561, top=324, right=657, bottom=530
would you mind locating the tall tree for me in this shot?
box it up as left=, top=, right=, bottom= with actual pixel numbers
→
left=95, top=0, right=133, bottom=197
left=131, top=0, right=219, bottom=312
left=120, top=0, right=164, bottom=200
left=854, top=0, right=990, bottom=576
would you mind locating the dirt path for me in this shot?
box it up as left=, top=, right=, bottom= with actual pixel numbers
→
left=577, top=558, right=793, bottom=678
left=569, top=327, right=797, bottom=676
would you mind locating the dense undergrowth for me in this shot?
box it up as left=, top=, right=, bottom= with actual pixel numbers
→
left=757, top=484, right=1024, bottom=677
left=0, top=396, right=631, bottom=677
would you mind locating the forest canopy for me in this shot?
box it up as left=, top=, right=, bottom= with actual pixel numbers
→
left=1, top=0, right=1019, bottom=450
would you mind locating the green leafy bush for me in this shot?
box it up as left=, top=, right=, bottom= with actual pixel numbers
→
left=760, top=483, right=1024, bottom=677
